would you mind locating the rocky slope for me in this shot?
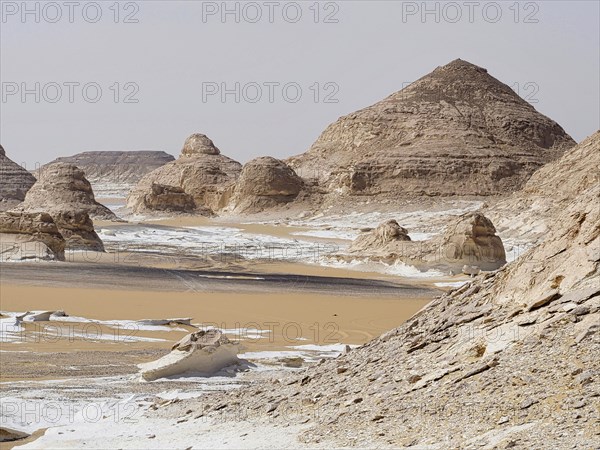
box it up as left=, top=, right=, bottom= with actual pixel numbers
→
left=127, top=134, right=242, bottom=215
left=193, top=133, right=599, bottom=448
left=43, top=151, right=175, bottom=198
left=14, top=163, right=115, bottom=250
left=288, top=59, right=575, bottom=199
left=0, top=145, right=37, bottom=211
left=228, top=157, right=305, bottom=214
left=0, top=212, right=66, bottom=261
left=488, top=130, right=600, bottom=244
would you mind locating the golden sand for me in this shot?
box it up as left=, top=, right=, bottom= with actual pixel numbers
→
left=0, top=284, right=431, bottom=353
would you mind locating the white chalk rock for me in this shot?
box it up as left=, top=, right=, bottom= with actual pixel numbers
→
left=0, top=426, right=30, bottom=442
left=138, top=329, right=239, bottom=381
left=22, top=310, right=66, bottom=322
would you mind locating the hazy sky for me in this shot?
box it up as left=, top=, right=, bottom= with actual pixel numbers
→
left=1, top=1, right=598, bottom=169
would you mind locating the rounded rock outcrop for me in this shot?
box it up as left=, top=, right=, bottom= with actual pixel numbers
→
left=349, top=219, right=411, bottom=253
left=127, top=134, right=242, bottom=215
left=14, top=162, right=114, bottom=251
left=181, top=134, right=221, bottom=156
left=0, top=211, right=66, bottom=261
left=347, top=213, right=505, bottom=273
left=228, top=157, right=304, bottom=214
left=439, top=212, right=506, bottom=271
left=20, top=163, right=117, bottom=221
left=137, top=183, right=200, bottom=214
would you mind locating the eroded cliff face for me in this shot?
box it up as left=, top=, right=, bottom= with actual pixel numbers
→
left=288, top=59, right=575, bottom=199
left=0, top=211, right=66, bottom=261
left=488, top=130, right=600, bottom=243
left=0, top=145, right=37, bottom=210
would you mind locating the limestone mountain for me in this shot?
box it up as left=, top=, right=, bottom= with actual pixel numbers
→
left=0, top=145, right=37, bottom=211
left=127, top=134, right=242, bottom=215
left=288, top=59, right=575, bottom=198
left=42, top=151, right=175, bottom=198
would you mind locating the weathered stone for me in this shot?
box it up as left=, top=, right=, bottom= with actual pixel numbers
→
left=0, top=211, right=66, bottom=260
left=13, top=163, right=111, bottom=251
left=488, top=131, right=600, bottom=243
left=347, top=212, right=505, bottom=273
left=228, top=157, right=304, bottom=214
left=127, top=134, right=241, bottom=215
left=349, top=220, right=410, bottom=253
left=181, top=134, right=221, bottom=156
left=139, top=329, right=239, bottom=381
left=0, top=427, right=30, bottom=442
left=136, top=183, right=198, bottom=213
left=18, top=163, right=117, bottom=221
left=440, top=213, right=506, bottom=271
left=0, top=145, right=36, bottom=210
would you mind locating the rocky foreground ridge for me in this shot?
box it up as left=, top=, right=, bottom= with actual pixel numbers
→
left=189, top=132, right=599, bottom=448
left=488, top=130, right=600, bottom=244
left=288, top=59, right=575, bottom=199
left=42, top=151, right=175, bottom=197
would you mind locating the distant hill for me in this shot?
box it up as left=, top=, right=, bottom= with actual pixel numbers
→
left=41, top=151, right=175, bottom=198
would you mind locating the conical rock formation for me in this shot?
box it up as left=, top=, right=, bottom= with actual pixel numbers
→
left=20, top=163, right=117, bottom=221
left=288, top=59, right=575, bottom=198
left=14, top=163, right=114, bottom=250
left=127, top=134, right=242, bottom=215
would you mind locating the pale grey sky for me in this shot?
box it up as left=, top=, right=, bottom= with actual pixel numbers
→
left=1, top=1, right=598, bottom=169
